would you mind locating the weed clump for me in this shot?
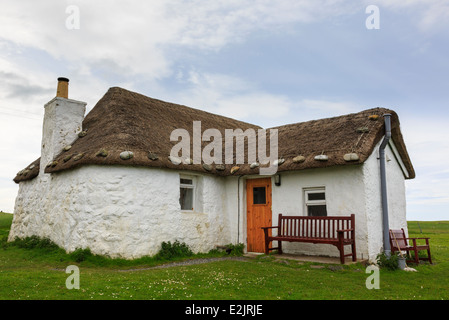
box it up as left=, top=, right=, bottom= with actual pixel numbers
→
left=376, top=252, right=399, bottom=270
left=8, top=235, right=59, bottom=250
left=69, top=248, right=93, bottom=263
left=224, top=243, right=244, bottom=256
left=155, top=240, right=193, bottom=260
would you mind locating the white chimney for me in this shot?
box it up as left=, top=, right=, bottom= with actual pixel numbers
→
left=39, top=78, right=86, bottom=175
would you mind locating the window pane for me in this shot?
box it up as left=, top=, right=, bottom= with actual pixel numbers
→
left=180, top=187, right=194, bottom=210
left=253, top=187, right=266, bottom=204
left=180, top=178, right=193, bottom=185
left=308, top=192, right=325, bottom=201
left=308, top=205, right=327, bottom=217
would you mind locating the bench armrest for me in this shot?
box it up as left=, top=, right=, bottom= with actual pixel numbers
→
left=406, top=237, right=430, bottom=240
left=337, top=229, right=354, bottom=233
left=261, top=226, right=279, bottom=230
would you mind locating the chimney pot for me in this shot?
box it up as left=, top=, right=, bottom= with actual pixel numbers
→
left=56, top=77, right=69, bottom=98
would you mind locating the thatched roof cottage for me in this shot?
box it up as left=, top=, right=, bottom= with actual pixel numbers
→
left=9, top=78, right=414, bottom=262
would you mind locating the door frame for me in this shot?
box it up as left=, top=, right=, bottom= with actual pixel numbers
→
left=245, top=177, right=272, bottom=253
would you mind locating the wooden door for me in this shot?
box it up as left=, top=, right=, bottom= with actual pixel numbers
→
left=246, top=178, right=272, bottom=253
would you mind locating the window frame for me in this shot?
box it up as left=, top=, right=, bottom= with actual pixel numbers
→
left=252, top=186, right=267, bottom=205
left=179, top=175, right=196, bottom=212
left=304, top=187, right=327, bottom=217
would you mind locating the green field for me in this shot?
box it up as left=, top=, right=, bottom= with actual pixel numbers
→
left=0, top=212, right=447, bottom=300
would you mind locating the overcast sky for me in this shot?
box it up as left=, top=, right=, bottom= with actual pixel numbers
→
left=0, top=1, right=448, bottom=220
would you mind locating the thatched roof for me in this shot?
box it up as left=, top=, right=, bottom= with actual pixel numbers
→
left=13, top=87, right=415, bottom=183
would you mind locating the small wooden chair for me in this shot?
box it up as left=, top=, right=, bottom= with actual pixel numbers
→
left=389, top=228, right=432, bottom=264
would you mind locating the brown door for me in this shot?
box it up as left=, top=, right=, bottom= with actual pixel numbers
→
left=246, top=178, right=272, bottom=253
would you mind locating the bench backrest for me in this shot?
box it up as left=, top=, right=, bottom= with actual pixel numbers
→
left=278, top=214, right=355, bottom=240
left=389, top=229, right=408, bottom=250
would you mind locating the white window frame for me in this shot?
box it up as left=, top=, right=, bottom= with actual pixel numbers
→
left=180, top=175, right=195, bottom=212
left=304, top=187, right=327, bottom=216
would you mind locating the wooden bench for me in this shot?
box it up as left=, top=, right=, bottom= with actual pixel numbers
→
left=261, top=214, right=356, bottom=264
left=389, top=228, right=432, bottom=264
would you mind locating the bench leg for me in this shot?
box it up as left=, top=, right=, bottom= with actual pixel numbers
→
left=337, top=234, right=345, bottom=264
left=339, top=249, right=345, bottom=264
left=336, top=242, right=345, bottom=264
left=264, top=239, right=269, bottom=255
left=427, top=248, right=432, bottom=264
left=263, top=228, right=270, bottom=255
left=278, top=240, right=283, bottom=254
left=426, top=239, right=432, bottom=264
left=413, top=247, right=419, bottom=264
left=351, top=242, right=357, bottom=262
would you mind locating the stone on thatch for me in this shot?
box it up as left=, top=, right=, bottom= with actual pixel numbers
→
left=202, top=163, right=212, bottom=172
left=73, top=153, right=84, bottom=161
left=78, top=130, right=87, bottom=138
left=344, top=153, right=360, bottom=162
left=96, top=149, right=108, bottom=157
left=273, top=158, right=285, bottom=166
left=250, top=162, right=259, bottom=169
left=120, top=151, right=133, bottom=160
left=356, top=127, right=370, bottom=133
left=148, top=152, right=158, bottom=161
left=292, top=155, right=305, bottom=163
left=168, top=155, right=181, bottom=165
left=314, top=155, right=328, bottom=161
left=230, top=166, right=240, bottom=174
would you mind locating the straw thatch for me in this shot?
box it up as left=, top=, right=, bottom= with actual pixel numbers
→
left=13, top=87, right=415, bottom=183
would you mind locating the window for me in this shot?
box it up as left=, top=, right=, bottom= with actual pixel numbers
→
left=304, top=188, right=327, bottom=216
left=180, top=177, right=195, bottom=211
left=253, top=187, right=266, bottom=204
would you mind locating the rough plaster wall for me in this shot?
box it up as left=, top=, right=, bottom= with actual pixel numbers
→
left=9, top=145, right=408, bottom=261
left=40, top=98, right=85, bottom=172
left=363, top=138, right=408, bottom=262
left=270, top=167, right=368, bottom=260
left=9, top=166, right=231, bottom=259
left=224, top=176, right=240, bottom=244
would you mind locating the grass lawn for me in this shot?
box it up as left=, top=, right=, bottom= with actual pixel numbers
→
left=0, top=212, right=448, bottom=300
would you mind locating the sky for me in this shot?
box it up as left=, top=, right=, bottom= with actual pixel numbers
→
left=0, top=0, right=448, bottom=221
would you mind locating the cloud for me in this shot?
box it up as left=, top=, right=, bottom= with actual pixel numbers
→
left=0, top=1, right=175, bottom=78
left=169, top=0, right=359, bottom=50
left=162, top=69, right=362, bottom=128
left=369, top=0, right=449, bottom=32
left=164, top=71, right=291, bottom=124
left=0, top=1, right=360, bottom=80
left=401, top=115, right=449, bottom=210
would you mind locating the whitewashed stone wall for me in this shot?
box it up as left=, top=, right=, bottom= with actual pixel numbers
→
left=40, top=97, right=86, bottom=173
left=9, top=166, right=232, bottom=259
left=9, top=141, right=408, bottom=262
left=269, top=166, right=369, bottom=260
left=363, top=138, right=408, bottom=262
